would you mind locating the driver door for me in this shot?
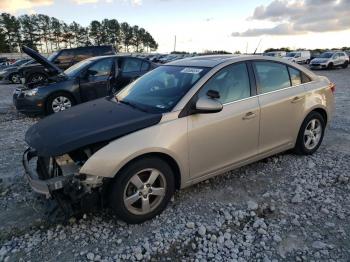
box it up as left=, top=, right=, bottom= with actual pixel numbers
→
left=187, top=63, right=260, bottom=179
left=79, top=58, right=114, bottom=102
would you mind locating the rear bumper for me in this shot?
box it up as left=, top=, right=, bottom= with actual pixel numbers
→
left=22, top=148, right=73, bottom=197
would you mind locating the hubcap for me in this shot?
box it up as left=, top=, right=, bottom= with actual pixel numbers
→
left=303, top=119, right=322, bottom=150
left=123, top=168, right=166, bottom=215
left=52, top=96, right=72, bottom=112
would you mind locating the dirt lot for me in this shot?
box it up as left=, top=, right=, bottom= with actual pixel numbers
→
left=0, top=67, right=349, bottom=261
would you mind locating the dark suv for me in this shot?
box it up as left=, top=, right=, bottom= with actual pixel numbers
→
left=19, top=45, right=116, bottom=84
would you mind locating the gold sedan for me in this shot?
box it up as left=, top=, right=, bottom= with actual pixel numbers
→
left=23, top=55, right=335, bottom=223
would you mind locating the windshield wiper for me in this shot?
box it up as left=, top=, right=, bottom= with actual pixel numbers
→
left=118, top=99, right=149, bottom=113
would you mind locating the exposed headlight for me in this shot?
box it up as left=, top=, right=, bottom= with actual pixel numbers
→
left=0, top=70, right=6, bottom=75
left=24, top=88, right=38, bottom=96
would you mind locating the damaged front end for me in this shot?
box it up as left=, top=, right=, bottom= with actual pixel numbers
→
left=23, top=145, right=110, bottom=218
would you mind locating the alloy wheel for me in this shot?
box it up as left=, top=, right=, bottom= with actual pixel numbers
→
left=303, top=119, right=322, bottom=150
left=123, top=168, right=166, bottom=215
left=51, top=96, right=72, bottom=112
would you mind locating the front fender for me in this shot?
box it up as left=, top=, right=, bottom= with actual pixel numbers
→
left=79, top=112, right=190, bottom=188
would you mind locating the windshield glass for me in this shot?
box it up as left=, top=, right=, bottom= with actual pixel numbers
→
left=47, top=51, right=59, bottom=61
left=286, top=52, right=297, bottom=57
left=64, top=59, right=94, bottom=77
left=319, top=52, right=333, bottom=59
left=116, top=65, right=210, bottom=113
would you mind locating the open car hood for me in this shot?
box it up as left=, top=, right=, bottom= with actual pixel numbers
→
left=25, top=97, right=162, bottom=157
left=21, top=46, right=63, bottom=75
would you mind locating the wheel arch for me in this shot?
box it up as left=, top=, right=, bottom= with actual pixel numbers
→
left=114, top=152, right=182, bottom=190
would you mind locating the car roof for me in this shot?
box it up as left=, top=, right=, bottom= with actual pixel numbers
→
left=86, top=55, right=152, bottom=63
left=167, top=55, right=297, bottom=68
left=167, top=55, right=242, bottom=67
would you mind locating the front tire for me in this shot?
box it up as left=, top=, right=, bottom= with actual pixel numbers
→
left=327, top=63, right=333, bottom=70
left=109, top=157, right=175, bottom=224
left=293, top=111, right=325, bottom=155
left=46, top=92, right=75, bottom=115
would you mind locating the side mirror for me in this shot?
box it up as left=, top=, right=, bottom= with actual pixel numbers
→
left=194, top=96, right=223, bottom=114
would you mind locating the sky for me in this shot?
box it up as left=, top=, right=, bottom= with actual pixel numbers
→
left=1, top=0, right=350, bottom=53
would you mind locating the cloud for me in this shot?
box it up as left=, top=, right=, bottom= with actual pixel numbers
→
left=73, top=0, right=98, bottom=3
left=72, top=0, right=141, bottom=5
left=233, top=0, right=350, bottom=37
left=0, top=0, right=53, bottom=13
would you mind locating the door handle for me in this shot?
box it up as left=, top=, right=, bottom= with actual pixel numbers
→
left=242, top=112, right=256, bottom=120
left=291, top=96, right=305, bottom=103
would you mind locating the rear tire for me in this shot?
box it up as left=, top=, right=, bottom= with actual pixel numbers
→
left=342, top=61, right=348, bottom=69
left=293, top=111, right=325, bottom=155
left=46, top=92, right=75, bottom=115
left=109, top=157, right=175, bottom=224
left=327, top=63, right=333, bottom=70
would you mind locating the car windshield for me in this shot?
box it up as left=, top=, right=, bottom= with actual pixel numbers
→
left=47, top=51, right=59, bottom=62
left=116, top=65, right=210, bottom=113
left=286, top=52, right=297, bottom=57
left=64, top=59, right=94, bottom=77
left=319, top=52, right=333, bottom=58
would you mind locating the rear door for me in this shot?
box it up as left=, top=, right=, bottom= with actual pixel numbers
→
left=188, top=62, right=260, bottom=179
left=114, top=57, right=144, bottom=92
left=253, top=61, right=306, bottom=154
left=79, top=58, right=114, bottom=102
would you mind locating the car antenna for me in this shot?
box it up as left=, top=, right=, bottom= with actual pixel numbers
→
left=253, top=38, right=262, bottom=55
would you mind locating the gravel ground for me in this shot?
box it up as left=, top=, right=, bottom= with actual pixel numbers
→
left=0, top=67, right=349, bottom=262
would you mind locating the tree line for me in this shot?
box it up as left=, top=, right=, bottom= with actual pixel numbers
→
left=0, top=13, right=158, bottom=54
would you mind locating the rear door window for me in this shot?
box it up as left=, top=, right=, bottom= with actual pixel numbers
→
left=253, top=61, right=291, bottom=94
left=121, top=58, right=142, bottom=73
left=141, top=61, right=150, bottom=71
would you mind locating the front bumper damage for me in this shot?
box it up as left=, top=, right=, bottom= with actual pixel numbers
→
left=23, top=148, right=73, bottom=197
left=23, top=147, right=108, bottom=217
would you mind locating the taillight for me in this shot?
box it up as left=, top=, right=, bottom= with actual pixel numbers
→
left=329, top=82, right=336, bottom=94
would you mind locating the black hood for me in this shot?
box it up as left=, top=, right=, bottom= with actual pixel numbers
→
left=25, top=97, right=162, bottom=156
left=22, top=46, right=62, bottom=75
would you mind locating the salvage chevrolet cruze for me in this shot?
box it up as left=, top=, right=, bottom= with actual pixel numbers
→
left=23, top=55, right=335, bottom=223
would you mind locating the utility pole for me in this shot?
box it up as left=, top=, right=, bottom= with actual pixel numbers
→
left=174, top=35, right=176, bottom=52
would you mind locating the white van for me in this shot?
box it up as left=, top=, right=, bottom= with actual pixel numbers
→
left=284, top=51, right=311, bottom=64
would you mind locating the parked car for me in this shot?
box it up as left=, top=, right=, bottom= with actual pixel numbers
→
left=284, top=51, right=311, bottom=64
left=309, top=51, right=349, bottom=70
left=14, top=48, right=155, bottom=115
left=263, top=51, right=286, bottom=58
left=22, top=55, right=334, bottom=223
left=18, top=45, right=116, bottom=84
left=0, top=59, right=32, bottom=83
